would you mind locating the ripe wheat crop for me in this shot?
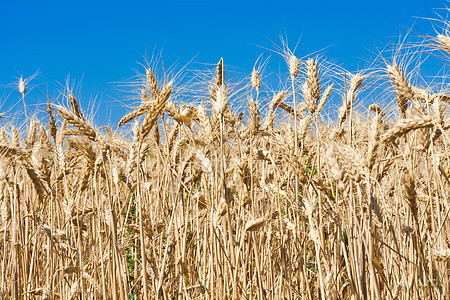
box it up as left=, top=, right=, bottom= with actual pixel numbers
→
left=0, top=19, right=450, bottom=300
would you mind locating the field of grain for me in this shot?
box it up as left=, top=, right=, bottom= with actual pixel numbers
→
left=0, top=29, right=449, bottom=299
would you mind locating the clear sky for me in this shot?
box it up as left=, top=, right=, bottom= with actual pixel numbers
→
left=0, top=0, right=447, bottom=126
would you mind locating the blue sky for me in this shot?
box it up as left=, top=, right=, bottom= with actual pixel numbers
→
left=0, top=0, right=447, bottom=126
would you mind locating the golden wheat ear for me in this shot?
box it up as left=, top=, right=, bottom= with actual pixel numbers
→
left=139, top=81, right=172, bottom=142
left=338, top=73, right=363, bottom=127
left=386, top=63, right=413, bottom=118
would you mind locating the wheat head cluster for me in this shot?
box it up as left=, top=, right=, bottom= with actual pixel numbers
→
left=1, top=25, right=450, bottom=300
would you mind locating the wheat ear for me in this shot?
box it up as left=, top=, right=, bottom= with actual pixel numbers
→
left=55, top=105, right=97, bottom=141
left=316, top=84, right=333, bottom=115
left=386, top=63, right=413, bottom=118
left=216, top=58, right=224, bottom=87
left=46, top=99, right=57, bottom=141
left=263, top=91, right=287, bottom=129
left=251, top=69, right=261, bottom=91
left=244, top=217, right=266, bottom=232
left=139, top=81, right=172, bottom=142
left=431, top=248, right=450, bottom=261
left=146, top=67, right=160, bottom=98
left=289, top=55, right=300, bottom=79
left=304, top=58, right=320, bottom=114
left=68, top=93, right=85, bottom=120
left=379, top=116, right=433, bottom=144
left=248, top=98, right=260, bottom=134
left=339, top=73, right=363, bottom=126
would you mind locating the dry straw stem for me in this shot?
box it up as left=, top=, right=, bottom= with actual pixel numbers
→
left=379, top=116, right=434, bottom=144
left=166, top=123, right=179, bottom=153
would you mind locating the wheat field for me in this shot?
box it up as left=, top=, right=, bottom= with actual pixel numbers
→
left=0, top=25, right=450, bottom=300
